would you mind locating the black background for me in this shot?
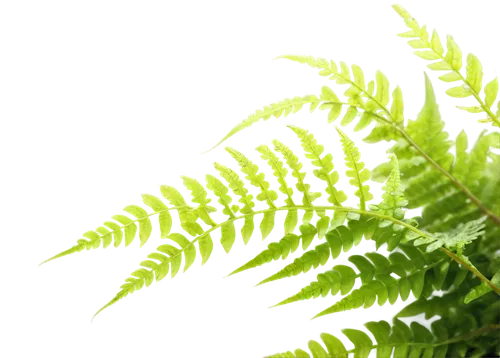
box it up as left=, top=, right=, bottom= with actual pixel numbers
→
left=33, top=0, right=500, bottom=357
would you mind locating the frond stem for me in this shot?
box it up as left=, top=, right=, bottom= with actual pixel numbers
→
left=439, top=324, right=500, bottom=345
left=440, top=248, right=500, bottom=295
left=137, top=205, right=499, bottom=293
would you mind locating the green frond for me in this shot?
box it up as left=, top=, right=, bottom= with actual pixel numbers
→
left=335, top=127, right=373, bottom=210
left=160, top=185, right=204, bottom=236
left=256, top=222, right=366, bottom=286
left=276, top=55, right=405, bottom=136
left=273, top=139, right=321, bottom=223
left=256, top=144, right=295, bottom=207
left=392, top=4, right=500, bottom=127
left=181, top=176, right=217, bottom=226
left=214, top=162, right=255, bottom=214
left=40, top=7, right=500, bottom=356
left=287, top=125, right=347, bottom=206
left=310, top=246, right=480, bottom=320
left=209, top=95, right=321, bottom=151
left=39, top=191, right=186, bottom=265
left=271, top=265, right=356, bottom=307
left=409, top=216, right=487, bottom=253
left=376, top=154, right=406, bottom=220
left=227, top=215, right=332, bottom=277
left=226, top=147, right=278, bottom=208
left=89, top=234, right=191, bottom=322
left=213, top=162, right=257, bottom=243
left=404, top=72, right=453, bottom=168
left=268, top=317, right=498, bottom=358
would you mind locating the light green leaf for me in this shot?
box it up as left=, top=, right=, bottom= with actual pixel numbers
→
left=464, top=269, right=500, bottom=303
left=438, top=72, right=461, bottom=82
left=375, top=71, right=390, bottom=106
left=427, top=61, right=452, bottom=71
left=167, top=233, right=196, bottom=272
left=446, top=85, right=472, bottom=98
left=198, top=233, right=213, bottom=265
left=455, top=103, right=484, bottom=116
left=261, top=211, right=275, bottom=239
left=484, top=77, right=498, bottom=108
left=220, top=221, right=236, bottom=253
left=465, top=53, right=483, bottom=93
left=142, top=194, right=172, bottom=238
left=284, top=210, right=298, bottom=234
left=390, top=86, right=404, bottom=124
left=342, top=329, right=373, bottom=358
left=123, top=205, right=152, bottom=247
left=444, top=35, right=462, bottom=71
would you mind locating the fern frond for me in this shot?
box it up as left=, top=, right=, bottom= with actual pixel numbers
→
left=226, top=147, right=278, bottom=209
left=288, top=125, right=347, bottom=206
left=160, top=185, right=204, bottom=236
left=408, top=216, right=487, bottom=253
left=225, top=147, right=280, bottom=239
left=276, top=55, right=404, bottom=134
left=398, top=72, right=453, bottom=172
left=257, top=144, right=298, bottom=234
left=256, top=220, right=377, bottom=286
left=209, top=95, right=321, bottom=152
left=267, top=318, right=500, bottom=358
left=227, top=215, right=333, bottom=277
left=39, top=194, right=186, bottom=265
left=392, top=4, right=500, bottom=127
left=312, top=256, right=451, bottom=319
left=180, top=174, right=218, bottom=226
left=335, top=127, right=373, bottom=210
left=213, top=162, right=255, bottom=243
left=273, top=139, right=322, bottom=224
left=92, top=233, right=200, bottom=321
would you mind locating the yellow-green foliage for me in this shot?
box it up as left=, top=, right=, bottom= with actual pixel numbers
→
left=41, top=4, right=500, bottom=357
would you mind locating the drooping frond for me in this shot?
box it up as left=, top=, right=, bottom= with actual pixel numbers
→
left=39, top=192, right=188, bottom=266
left=268, top=316, right=500, bottom=358
left=92, top=231, right=203, bottom=321
left=392, top=4, right=500, bottom=127
left=309, top=248, right=444, bottom=320
left=87, top=131, right=430, bottom=318
left=256, top=225, right=355, bottom=286
left=227, top=215, right=334, bottom=277
left=208, top=95, right=321, bottom=152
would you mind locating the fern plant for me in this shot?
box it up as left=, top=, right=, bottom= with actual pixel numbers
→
left=41, top=4, right=500, bottom=357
